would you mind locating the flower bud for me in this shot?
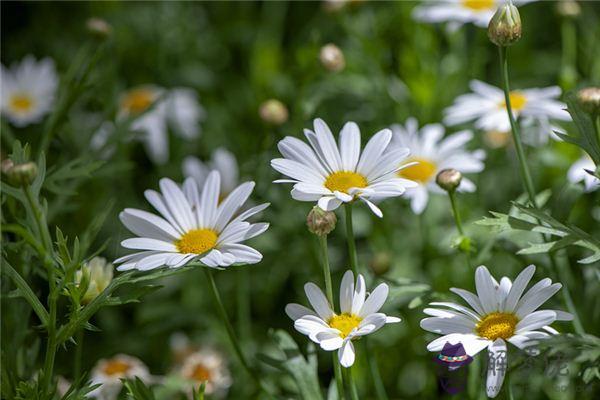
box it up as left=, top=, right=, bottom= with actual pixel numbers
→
left=436, top=168, right=462, bottom=192
left=306, top=206, right=337, bottom=236
left=577, top=87, right=600, bottom=116
left=75, top=257, right=114, bottom=304
left=4, top=161, right=38, bottom=187
left=556, top=0, right=580, bottom=18
left=488, top=2, right=522, bottom=47
left=319, top=44, right=345, bottom=72
left=86, top=17, right=112, bottom=39
left=369, top=252, right=391, bottom=276
left=259, top=99, right=289, bottom=125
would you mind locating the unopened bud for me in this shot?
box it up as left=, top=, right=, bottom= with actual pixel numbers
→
left=488, top=2, right=522, bottom=47
left=369, top=252, right=391, bottom=276
left=1, top=159, right=14, bottom=175
left=307, top=206, right=337, bottom=236
left=556, top=0, right=580, bottom=18
left=319, top=44, right=345, bottom=72
left=436, top=168, right=462, bottom=192
left=75, top=257, right=114, bottom=304
left=259, top=99, right=288, bottom=125
left=5, top=161, right=38, bottom=186
left=86, top=18, right=112, bottom=39
left=577, top=87, right=600, bottom=116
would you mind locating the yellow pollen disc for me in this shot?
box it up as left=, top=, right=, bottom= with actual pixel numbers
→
left=324, top=171, right=368, bottom=194
left=121, top=88, right=157, bottom=115
left=397, top=158, right=437, bottom=183
left=328, top=313, right=363, bottom=339
left=176, top=229, right=218, bottom=254
left=189, top=364, right=212, bottom=382
left=461, top=0, right=495, bottom=11
left=9, top=94, right=34, bottom=113
left=500, top=91, right=528, bottom=112
left=476, top=312, right=519, bottom=340
left=103, top=360, right=131, bottom=376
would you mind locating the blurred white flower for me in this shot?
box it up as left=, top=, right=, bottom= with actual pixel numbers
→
left=444, top=80, right=571, bottom=145
left=118, top=85, right=205, bottom=164
left=421, top=265, right=572, bottom=398
left=0, top=55, right=58, bottom=127
left=271, top=118, right=417, bottom=217
left=286, top=270, right=401, bottom=368
left=390, top=118, right=485, bottom=214
left=75, top=257, right=114, bottom=304
left=183, top=148, right=239, bottom=197
left=567, top=155, right=599, bottom=193
left=115, top=171, right=269, bottom=271
left=178, top=348, right=232, bottom=398
left=89, top=354, right=151, bottom=400
left=412, top=0, right=534, bottom=28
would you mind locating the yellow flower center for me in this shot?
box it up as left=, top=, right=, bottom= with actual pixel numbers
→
left=476, top=312, right=519, bottom=340
left=188, top=364, right=212, bottom=382
left=103, top=360, right=131, bottom=377
left=324, top=171, right=368, bottom=194
left=328, top=313, right=363, bottom=339
left=121, top=88, right=157, bottom=115
left=461, top=0, right=495, bottom=11
left=9, top=94, right=34, bottom=113
left=500, top=91, right=528, bottom=112
left=397, top=158, right=437, bottom=183
left=176, top=229, right=218, bottom=254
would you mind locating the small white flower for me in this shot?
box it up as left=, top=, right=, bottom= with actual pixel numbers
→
left=178, top=348, right=232, bottom=398
left=412, top=0, right=533, bottom=28
left=0, top=55, right=58, bottom=127
left=89, top=354, right=151, bottom=400
left=421, top=265, right=572, bottom=398
left=118, top=85, right=205, bottom=164
left=271, top=118, right=417, bottom=218
left=115, top=171, right=268, bottom=271
left=183, top=148, right=239, bottom=197
left=75, top=257, right=114, bottom=304
left=390, top=118, right=485, bottom=214
left=444, top=80, right=571, bottom=146
left=567, top=155, right=599, bottom=193
left=286, top=270, right=401, bottom=368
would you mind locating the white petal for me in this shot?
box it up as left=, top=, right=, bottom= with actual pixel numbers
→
left=503, top=264, right=535, bottom=312
left=338, top=340, right=355, bottom=368
left=121, top=237, right=177, bottom=252
left=339, top=121, right=361, bottom=171
left=359, top=283, right=389, bottom=317
left=515, top=310, right=557, bottom=333
left=450, top=288, right=485, bottom=316
left=475, top=266, right=500, bottom=314
left=304, top=283, right=334, bottom=320
left=351, top=274, right=366, bottom=315
left=515, top=283, right=562, bottom=318
left=285, top=303, right=318, bottom=321
left=339, top=270, right=355, bottom=314
left=486, top=339, right=507, bottom=398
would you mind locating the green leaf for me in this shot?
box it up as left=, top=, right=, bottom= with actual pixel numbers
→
left=555, top=92, right=600, bottom=165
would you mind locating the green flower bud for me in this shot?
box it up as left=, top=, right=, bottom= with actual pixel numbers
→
left=369, top=252, right=391, bottom=276
left=436, top=168, right=462, bottom=193
left=488, top=2, right=522, bottom=47
left=75, top=257, right=114, bottom=304
left=319, top=44, right=345, bottom=72
left=259, top=99, right=289, bottom=125
left=4, top=161, right=38, bottom=187
left=577, top=87, right=600, bottom=116
left=306, top=206, right=337, bottom=236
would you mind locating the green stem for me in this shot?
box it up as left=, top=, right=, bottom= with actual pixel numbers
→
left=344, top=204, right=358, bottom=276
left=204, top=269, right=272, bottom=397
left=498, top=46, right=538, bottom=207
left=236, top=269, right=251, bottom=340
left=548, top=255, right=585, bottom=335
left=344, top=367, right=360, bottom=400
left=448, top=190, right=472, bottom=268
left=74, top=329, right=84, bottom=381
left=2, top=259, right=49, bottom=325
left=42, top=287, right=57, bottom=394
left=317, top=235, right=345, bottom=399
left=23, top=187, right=53, bottom=253
left=364, top=339, right=388, bottom=400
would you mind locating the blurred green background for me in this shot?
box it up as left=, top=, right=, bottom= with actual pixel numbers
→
left=2, top=1, right=600, bottom=398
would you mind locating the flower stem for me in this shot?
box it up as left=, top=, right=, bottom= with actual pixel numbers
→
left=448, top=190, right=472, bottom=268
left=204, top=269, right=272, bottom=397
left=344, top=204, right=358, bottom=276
left=344, top=367, right=360, bottom=400
left=365, top=339, right=388, bottom=400
left=74, top=329, right=84, bottom=381
left=317, top=235, right=345, bottom=399
left=498, top=46, right=538, bottom=207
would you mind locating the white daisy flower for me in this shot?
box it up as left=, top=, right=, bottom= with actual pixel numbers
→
left=567, top=155, right=599, bottom=193
left=271, top=118, right=417, bottom=218
left=412, top=0, right=533, bottom=28
left=183, top=148, right=239, bottom=197
left=118, top=85, right=205, bottom=164
left=444, top=80, right=571, bottom=145
left=89, top=354, right=151, bottom=400
left=285, top=270, right=401, bottom=368
left=390, top=118, right=485, bottom=214
left=421, top=265, right=573, bottom=398
left=115, top=171, right=268, bottom=271
left=178, top=348, right=232, bottom=398
left=0, top=55, right=58, bottom=127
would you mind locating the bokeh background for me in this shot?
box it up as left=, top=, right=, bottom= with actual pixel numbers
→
left=2, top=1, right=599, bottom=399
